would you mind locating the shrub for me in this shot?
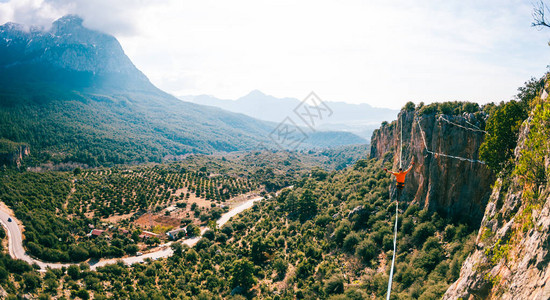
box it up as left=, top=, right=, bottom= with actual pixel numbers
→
left=272, top=258, right=288, bottom=280
left=412, top=223, right=436, bottom=246
left=231, top=258, right=256, bottom=291
left=356, top=240, right=377, bottom=263
left=343, top=232, right=361, bottom=252
left=403, top=101, right=416, bottom=111
left=324, top=274, right=345, bottom=295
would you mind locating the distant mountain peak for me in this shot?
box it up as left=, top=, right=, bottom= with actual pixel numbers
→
left=54, top=14, right=84, bottom=26
left=51, top=14, right=84, bottom=34
left=0, top=22, right=25, bottom=32
left=240, top=89, right=269, bottom=100
left=0, top=14, right=159, bottom=93
left=247, top=89, right=266, bottom=96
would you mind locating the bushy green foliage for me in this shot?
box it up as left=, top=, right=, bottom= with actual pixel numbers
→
left=418, top=101, right=481, bottom=116
left=0, top=156, right=475, bottom=299
left=514, top=102, right=550, bottom=193
left=324, top=274, right=345, bottom=295
left=479, top=100, right=528, bottom=172
left=231, top=258, right=256, bottom=292
left=403, top=101, right=416, bottom=111
left=0, top=138, right=24, bottom=154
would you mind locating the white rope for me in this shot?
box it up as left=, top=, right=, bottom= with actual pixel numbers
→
left=464, top=119, right=482, bottom=131
left=438, top=116, right=489, bottom=135
left=387, top=115, right=404, bottom=300
left=399, top=114, right=403, bottom=169
left=386, top=113, right=485, bottom=299
left=416, top=115, right=486, bottom=164
left=386, top=195, right=399, bottom=300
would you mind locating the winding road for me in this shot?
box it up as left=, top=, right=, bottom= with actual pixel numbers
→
left=0, top=196, right=263, bottom=270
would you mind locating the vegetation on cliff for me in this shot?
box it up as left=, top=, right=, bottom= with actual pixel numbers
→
left=479, top=77, right=545, bottom=173
left=443, top=75, right=550, bottom=299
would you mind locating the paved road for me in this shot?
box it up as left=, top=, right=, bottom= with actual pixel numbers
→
left=0, top=196, right=263, bottom=270
left=0, top=209, right=71, bottom=269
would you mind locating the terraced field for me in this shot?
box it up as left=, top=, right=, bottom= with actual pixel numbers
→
left=69, top=164, right=258, bottom=218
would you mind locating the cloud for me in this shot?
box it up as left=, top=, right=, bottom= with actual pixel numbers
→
left=0, top=0, right=154, bottom=35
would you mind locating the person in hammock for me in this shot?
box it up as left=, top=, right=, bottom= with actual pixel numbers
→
left=384, top=160, right=415, bottom=190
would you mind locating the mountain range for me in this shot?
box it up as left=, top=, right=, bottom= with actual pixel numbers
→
left=0, top=15, right=366, bottom=167
left=181, top=91, right=398, bottom=140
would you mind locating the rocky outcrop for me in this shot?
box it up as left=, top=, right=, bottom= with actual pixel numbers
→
left=443, top=95, right=550, bottom=299
left=370, top=110, right=494, bottom=225
left=0, top=142, right=29, bottom=167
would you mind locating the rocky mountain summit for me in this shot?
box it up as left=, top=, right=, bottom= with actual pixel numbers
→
left=443, top=83, right=550, bottom=299
left=370, top=108, right=494, bottom=225
left=0, top=15, right=154, bottom=92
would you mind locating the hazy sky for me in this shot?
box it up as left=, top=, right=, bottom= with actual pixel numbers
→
left=1, top=0, right=550, bottom=109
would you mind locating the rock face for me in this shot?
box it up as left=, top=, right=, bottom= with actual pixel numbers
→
left=370, top=110, right=494, bottom=225
left=0, top=143, right=29, bottom=167
left=443, top=93, right=550, bottom=299
left=0, top=15, right=155, bottom=92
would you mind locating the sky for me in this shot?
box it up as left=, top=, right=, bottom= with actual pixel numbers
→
left=0, top=0, right=550, bottom=109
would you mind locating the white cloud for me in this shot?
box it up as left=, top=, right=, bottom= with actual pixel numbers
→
left=1, top=0, right=549, bottom=108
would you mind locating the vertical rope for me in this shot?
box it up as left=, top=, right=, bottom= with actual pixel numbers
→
left=387, top=113, right=404, bottom=300
left=386, top=193, right=399, bottom=300
left=399, top=113, right=403, bottom=169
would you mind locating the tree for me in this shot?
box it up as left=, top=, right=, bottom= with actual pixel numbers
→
left=479, top=100, right=527, bottom=172
left=412, top=222, right=436, bottom=247
left=23, top=272, right=41, bottom=292
left=272, top=258, right=288, bottom=280
left=67, top=265, right=80, bottom=280
left=403, top=101, right=416, bottom=111
left=186, top=224, right=200, bottom=237
left=532, top=1, right=550, bottom=29
left=186, top=249, right=199, bottom=264
left=324, top=274, right=345, bottom=295
left=334, top=220, right=351, bottom=245
left=298, top=189, right=317, bottom=222
left=171, top=242, right=184, bottom=257
left=69, top=245, right=89, bottom=262
left=295, top=259, right=314, bottom=279
left=125, top=244, right=139, bottom=255
left=73, top=167, right=82, bottom=176
left=0, top=267, right=7, bottom=282
left=343, top=232, right=361, bottom=252
left=73, top=289, right=90, bottom=300
left=44, top=277, right=59, bottom=294
left=356, top=240, right=377, bottom=263
left=231, top=258, right=256, bottom=292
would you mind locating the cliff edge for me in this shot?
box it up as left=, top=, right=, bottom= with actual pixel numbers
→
left=444, top=85, right=550, bottom=299
left=370, top=108, right=494, bottom=225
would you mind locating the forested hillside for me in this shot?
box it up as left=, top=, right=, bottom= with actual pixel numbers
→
left=0, top=156, right=478, bottom=299
left=0, top=16, right=366, bottom=168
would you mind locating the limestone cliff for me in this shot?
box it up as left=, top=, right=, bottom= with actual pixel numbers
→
left=443, top=91, right=550, bottom=299
left=370, top=109, right=494, bottom=225
left=0, top=139, right=29, bottom=167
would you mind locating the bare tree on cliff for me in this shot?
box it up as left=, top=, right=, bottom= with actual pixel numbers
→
left=533, top=1, right=550, bottom=29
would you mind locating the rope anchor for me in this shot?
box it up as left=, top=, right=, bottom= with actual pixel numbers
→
left=416, top=115, right=487, bottom=164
